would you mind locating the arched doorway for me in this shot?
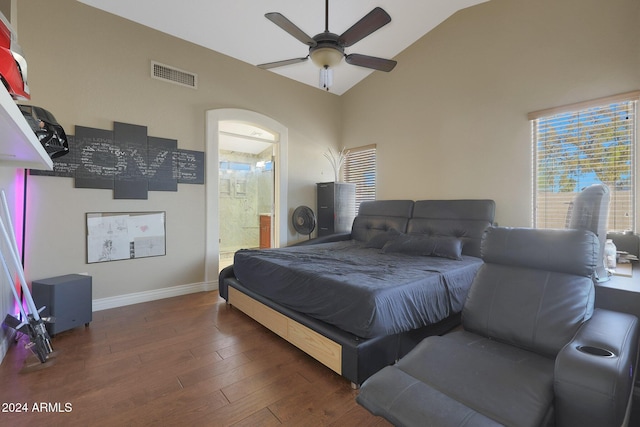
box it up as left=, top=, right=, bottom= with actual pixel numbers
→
left=204, top=109, right=288, bottom=285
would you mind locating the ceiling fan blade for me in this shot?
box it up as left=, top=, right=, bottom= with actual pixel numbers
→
left=339, top=7, right=391, bottom=47
left=257, top=56, right=309, bottom=70
left=265, top=12, right=317, bottom=47
left=345, top=54, right=397, bottom=72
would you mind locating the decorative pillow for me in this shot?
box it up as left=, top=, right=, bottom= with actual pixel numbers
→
left=381, top=234, right=464, bottom=260
left=363, top=229, right=402, bottom=249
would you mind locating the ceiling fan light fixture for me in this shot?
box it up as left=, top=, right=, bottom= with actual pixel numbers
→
left=310, top=46, right=343, bottom=68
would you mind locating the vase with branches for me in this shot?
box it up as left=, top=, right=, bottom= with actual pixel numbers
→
left=324, top=147, right=349, bottom=182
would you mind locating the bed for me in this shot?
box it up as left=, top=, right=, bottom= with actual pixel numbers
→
left=219, top=199, right=496, bottom=386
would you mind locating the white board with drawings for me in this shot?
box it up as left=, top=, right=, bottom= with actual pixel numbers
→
left=86, top=211, right=166, bottom=263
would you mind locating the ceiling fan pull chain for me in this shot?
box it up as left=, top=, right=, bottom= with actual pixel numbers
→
left=320, top=66, right=333, bottom=91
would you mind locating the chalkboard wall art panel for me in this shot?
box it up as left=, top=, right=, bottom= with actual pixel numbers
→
left=177, top=149, right=205, bottom=184
left=113, top=122, right=149, bottom=199
left=113, top=179, right=148, bottom=199
left=74, top=126, right=116, bottom=189
left=147, top=136, right=178, bottom=191
left=113, top=122, right=148, bottom=180
left=29, top=121, right=205, bottom=198
left=114, top=179, right=149, bottom=199
left=30, top=135, right=80, bottom=177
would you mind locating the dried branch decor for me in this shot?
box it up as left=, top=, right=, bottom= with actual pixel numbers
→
left=324, top=147, right=349, bottom=182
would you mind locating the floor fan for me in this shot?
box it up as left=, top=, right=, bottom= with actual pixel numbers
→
left=292, top=206, right=316, bottom=239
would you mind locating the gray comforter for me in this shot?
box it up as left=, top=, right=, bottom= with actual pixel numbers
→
left=233, top=240, right=482, bottom=339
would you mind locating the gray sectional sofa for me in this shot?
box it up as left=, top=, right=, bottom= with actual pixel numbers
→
left=357, top=226, right=639, bottom=426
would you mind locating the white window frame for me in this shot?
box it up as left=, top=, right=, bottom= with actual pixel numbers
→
left=344, top=144, right=376, bottom=210
left=529, top=91, right=639, bottom=232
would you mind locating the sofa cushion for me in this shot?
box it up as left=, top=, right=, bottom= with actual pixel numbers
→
left=480, top=226, right=598, bottom=277
left=358, top=330, right=556, bottom=427
left=356, top=365, right=503, bottom=427
left=358, top=199, right=415, bottom=217
left=408, top=199, right=496, bottom=258
left=352, top=216, right=410, bottom=242
left=381, top=234, right=464, bottom=260
left=464, top=227, right=598, bottom=357
left=351, top=200, right=414, bottom=242
left=363, top=228, right=401, bottom=249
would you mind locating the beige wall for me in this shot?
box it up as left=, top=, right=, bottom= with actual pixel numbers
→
left=342, top=0, right=640, bottom=227
left=2, top=0, right=639, bottom=311
left=10, top=0, right=342, bottom=301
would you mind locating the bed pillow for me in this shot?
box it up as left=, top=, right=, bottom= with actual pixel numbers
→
left=363, top=229, right=402, bottom=249
left=381, top=234, right=464, bottom=260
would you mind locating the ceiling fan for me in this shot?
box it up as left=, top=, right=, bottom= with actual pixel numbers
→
left=258, top=0, right=397, bottom=91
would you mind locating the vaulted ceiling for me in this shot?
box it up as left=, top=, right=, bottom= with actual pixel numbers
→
left=78, top=0, right=488, bottom=95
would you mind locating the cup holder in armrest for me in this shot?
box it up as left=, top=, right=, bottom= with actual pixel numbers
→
left=576, top=345, right=615, bottom=357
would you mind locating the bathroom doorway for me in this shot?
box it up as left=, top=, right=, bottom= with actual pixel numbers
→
left=204, top=109, right=288, bottom=284
left=218, top=121, right=276, bottom=271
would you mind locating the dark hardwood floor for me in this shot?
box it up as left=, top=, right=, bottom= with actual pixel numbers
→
left=0, top=291, right=390, bottom=427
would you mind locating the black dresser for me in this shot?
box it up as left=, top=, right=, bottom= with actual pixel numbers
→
left=316, top=182, right=356, bottom=236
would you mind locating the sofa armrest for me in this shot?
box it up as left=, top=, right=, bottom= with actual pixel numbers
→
left=554, top=308, right=639, bottom=427
left=289, top=232, right=352, bottom=246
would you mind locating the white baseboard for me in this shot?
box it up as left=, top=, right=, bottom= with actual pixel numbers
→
left=92, top=281, right=218, bottom=312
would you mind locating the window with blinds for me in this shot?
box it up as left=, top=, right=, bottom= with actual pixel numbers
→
left=344, top=144, right=376, bottom=210
left=530, top=92, right=638, bottom=232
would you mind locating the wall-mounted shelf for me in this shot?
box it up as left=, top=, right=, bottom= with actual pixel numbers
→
left=0, top=86, right=52, bottom=170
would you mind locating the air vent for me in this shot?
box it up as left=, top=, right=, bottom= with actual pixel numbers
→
left=151, top=61, right=197, bottom=89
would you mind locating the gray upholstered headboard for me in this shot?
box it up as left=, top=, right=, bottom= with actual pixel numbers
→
left=351, top=200, right=414, bottom=242
left=407, top=200, right=496, bottom=258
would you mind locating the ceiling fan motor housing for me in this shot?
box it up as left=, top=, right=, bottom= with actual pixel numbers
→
left=309, top=32, right=344, bottom=68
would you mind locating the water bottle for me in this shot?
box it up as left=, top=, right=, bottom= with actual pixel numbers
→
left=604, top=239, right=617, bottom=270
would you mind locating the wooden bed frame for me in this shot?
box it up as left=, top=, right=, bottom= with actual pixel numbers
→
left=219, top=199, right=496, bottom=386
left=223, top=277, right=461, bottom=387
left=228, top=287, right=343, bottom=374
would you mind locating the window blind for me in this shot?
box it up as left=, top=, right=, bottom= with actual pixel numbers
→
left=531, top=93, right=638, bottom=232
left=344, top=144, right=376, bottom=210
